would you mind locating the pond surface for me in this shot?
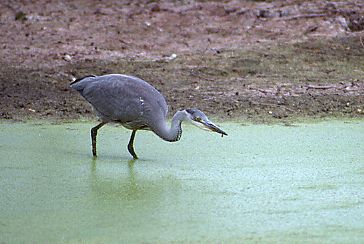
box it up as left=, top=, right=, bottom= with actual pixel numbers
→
left=1, top=120, right=364, bottom=243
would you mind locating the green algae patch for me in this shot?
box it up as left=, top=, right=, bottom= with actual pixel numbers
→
left=0, top=120, right=363, bottom=243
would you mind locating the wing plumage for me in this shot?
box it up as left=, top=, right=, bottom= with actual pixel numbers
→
left=70, top=74, right=168, bottom=128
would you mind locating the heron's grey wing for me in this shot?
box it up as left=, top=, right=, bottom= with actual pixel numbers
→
left=115, top=74, right=169, bottom=121
left=81, top=77, right=143, bottom=122
left=76, top=74, right=168, bottom=125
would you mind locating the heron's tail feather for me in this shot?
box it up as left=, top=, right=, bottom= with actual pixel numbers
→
left=70, top=75, right=97, bottom=93
left=70, top=75, right=96, bottom=86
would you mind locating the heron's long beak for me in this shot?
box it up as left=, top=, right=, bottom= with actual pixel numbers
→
left=192, top=119, right=227, bottom=137
left=204, top=121, right=228, bottom=136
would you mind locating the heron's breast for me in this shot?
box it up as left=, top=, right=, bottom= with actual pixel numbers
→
left=121, top=120, right=151, bottom=131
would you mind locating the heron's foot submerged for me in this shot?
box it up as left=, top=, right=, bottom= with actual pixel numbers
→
left=91, top=122, right=107, bottom=157
left=127, top=144, right=138, bottom=159
left=92, top=146, right=97, bottom=157
left=128, top=130, right=138, bottom=159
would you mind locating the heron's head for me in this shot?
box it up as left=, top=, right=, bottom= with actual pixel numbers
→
left=184, top=108, right=227, bottom=137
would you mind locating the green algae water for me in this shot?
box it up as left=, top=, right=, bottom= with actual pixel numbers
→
left=1, top=120, right=364, bottom=243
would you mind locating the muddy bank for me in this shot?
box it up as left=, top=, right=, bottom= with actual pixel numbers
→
left=0, top=0, right=363, bottom=122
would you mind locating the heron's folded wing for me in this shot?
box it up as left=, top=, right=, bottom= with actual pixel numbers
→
left=81, top=80, right=142, bottom=122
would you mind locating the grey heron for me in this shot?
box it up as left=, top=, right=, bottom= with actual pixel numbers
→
left=70, top=74, right=227, bottom=159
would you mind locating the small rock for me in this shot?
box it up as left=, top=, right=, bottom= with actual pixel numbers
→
left=336, top=16, right=349, bottom=30
left=63, top=54, right=72, bottom=62
left=165, top=53, right=177, bottom=61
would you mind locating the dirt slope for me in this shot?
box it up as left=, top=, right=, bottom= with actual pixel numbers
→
left=0, top=0, right=363, bottom=121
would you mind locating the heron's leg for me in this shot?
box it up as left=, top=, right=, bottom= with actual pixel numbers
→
left=127, top=130, right=138, bottom=159
left=91, top=122, right=107, bottom=157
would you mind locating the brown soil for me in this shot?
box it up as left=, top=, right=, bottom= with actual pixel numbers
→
left=1, top=0, right=363, bottom=122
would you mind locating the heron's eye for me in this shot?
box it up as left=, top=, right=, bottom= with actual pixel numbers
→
left=195, top=117, right=201, bottom=122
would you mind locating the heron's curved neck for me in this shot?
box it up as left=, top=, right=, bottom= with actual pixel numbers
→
left=153, top=110, right=187, bottom=142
